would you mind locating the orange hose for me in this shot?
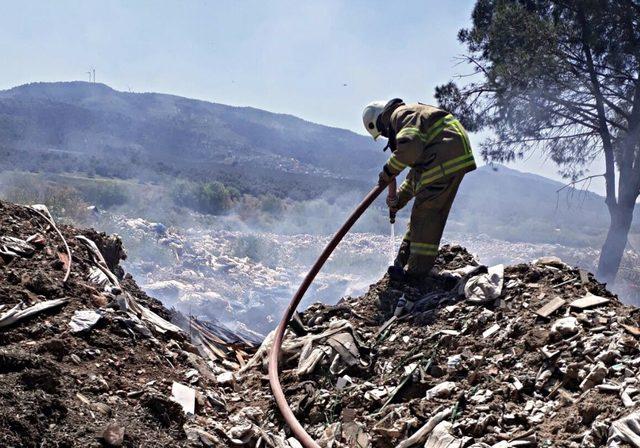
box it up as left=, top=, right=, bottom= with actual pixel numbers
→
left=268, top=183, right=386, bottom=447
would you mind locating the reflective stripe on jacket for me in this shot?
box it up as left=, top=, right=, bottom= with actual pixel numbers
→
left=383, top=104, right=476, bottom=193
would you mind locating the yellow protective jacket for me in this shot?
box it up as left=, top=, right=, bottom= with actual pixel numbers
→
left=382, top=103, right=476, bottom=209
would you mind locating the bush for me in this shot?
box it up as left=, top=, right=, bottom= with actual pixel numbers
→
left=171, top=180, right=235, bottom=215
left=1, top=175, right=89, bottom=223
left=79, top=182, right=130, bottom=208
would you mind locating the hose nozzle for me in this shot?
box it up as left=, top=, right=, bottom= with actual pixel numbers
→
left=387, top=178, right=397, bottom=224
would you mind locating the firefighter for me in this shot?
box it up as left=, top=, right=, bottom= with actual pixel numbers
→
left=362, top=98, right=476, bottom=282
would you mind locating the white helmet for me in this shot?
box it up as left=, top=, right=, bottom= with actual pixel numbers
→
left=362, top=100, right=387, bottom=140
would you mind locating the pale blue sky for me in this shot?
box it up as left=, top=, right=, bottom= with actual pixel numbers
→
left=0, top=0, right=606, bottom=193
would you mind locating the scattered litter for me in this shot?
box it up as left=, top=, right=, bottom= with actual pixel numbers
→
left=0, top=298, right=68, bottom=328
left=608, top=412, right=640, bottom=447
left=465, top=264, right=504, bottom=303
left=534, top=297, right=566, bottom=318
left=0, top=235, right=35, bottom=257
left=482, top=323, right=500, bottom=339
left=425, top=381, right=457, bottom=400
left=551, top=316, right=580, bottom=337
left=569, top=292, right=610, bottom=309
left=69, top=309, right=103, bottom=333
left=171, top=382, right=196, bottom=415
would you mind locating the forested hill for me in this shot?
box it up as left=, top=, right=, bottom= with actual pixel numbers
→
left=0, top=81, right=386, bottom=199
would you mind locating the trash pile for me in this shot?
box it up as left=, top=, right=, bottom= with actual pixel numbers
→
left=99, top=214, right=391, bottom=335
left=4, top=197, right=640, bottom=447
left=0, top=200, right=256, bottom=447
left=96, top=213, right=640, bottom=338
left=228, top=250, right=640, bottom=447
left=446, top=232, right=640, bottom=302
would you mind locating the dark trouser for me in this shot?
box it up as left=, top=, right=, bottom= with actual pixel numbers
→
left=394, top=174, right=463, bottom=277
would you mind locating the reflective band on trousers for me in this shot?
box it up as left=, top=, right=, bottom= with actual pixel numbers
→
left=410, top=241, right=439, bottom=256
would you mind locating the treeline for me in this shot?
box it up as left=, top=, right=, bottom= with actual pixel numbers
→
left=0, top=172, right=288, bottom=223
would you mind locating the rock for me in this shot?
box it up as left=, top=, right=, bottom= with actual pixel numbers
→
left=580, top=362, right=608, bottom=391
left=551, top=316, right=580, bottom=337
left=102, top=422, right=125, bottom=446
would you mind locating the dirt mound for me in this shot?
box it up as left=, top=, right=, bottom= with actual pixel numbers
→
left=0, top=200, right=253, bottom=447
left=3, top=198, right=640, bottom=448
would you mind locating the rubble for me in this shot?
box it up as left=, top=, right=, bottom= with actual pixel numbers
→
left=226, top=243, right=640, bottom=447
left=0, top=200, right=256, bottom=447
left=4, top=196, right=640, bottom=447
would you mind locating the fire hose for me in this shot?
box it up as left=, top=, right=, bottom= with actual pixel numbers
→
left=268, top=182, right=391, bottom=448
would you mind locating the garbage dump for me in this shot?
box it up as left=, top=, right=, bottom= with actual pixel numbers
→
left=3, top=197, right=640, bottom=447
left=242, top=248, right=640, bottom=448
left=100, top=214, right=392, bottom=336
left=0, top=200, right=256, bottom=447
left=94, top=214, right=640, bottom=339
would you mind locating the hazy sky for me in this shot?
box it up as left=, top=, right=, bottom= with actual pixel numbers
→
left=0, top=0, right=606, bottom=193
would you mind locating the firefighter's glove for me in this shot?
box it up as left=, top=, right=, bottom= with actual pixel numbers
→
left=378, top=166, right=394, bottom=187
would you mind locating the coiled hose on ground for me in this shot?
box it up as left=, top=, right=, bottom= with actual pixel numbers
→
left=268, top=183, right=387, bottom=448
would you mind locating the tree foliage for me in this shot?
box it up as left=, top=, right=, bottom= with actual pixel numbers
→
left=438, top=0, right=640, bottom=283
left=171, top=180, right=240, bottom=215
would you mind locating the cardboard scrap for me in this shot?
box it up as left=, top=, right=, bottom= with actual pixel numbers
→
left=570, top=293, right=610, bottom=309
left=534, top=297, right=566, bottom=318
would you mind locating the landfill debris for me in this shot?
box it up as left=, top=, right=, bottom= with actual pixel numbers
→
left=0, top=298, right=68, bottom=328
left=396, top=408, right=452, bottom=448
left=608, top=411, right=640, bottom=447
left=394, top=294, right=415, bottom=317
left=424, top=420, right=469, bottom=448
left=425, top=381, right=457, bottom=400
left=68, top=309, right=103, bottom=333
left=465, top=264, right=504, bottom=303
left=0, top=200, right=257, bottom=447
left=534, top=296, right=566, bottom=318
left=171, top=381, right=196, bottom=415
left=3, top=197, right=640, bottom=447
left=31, top=204, right=72, bottom=282
left=570, top=292, right=610, bottom=309
left=551, top=316, right=580, bottom=337
left=0, top=235, right=35, bottom=257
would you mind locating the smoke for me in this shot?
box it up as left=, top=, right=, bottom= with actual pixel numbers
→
left=3, top=167, right=638, bottom=335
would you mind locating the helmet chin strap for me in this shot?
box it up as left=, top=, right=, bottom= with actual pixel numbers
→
left=377, top=98, right=404, bottom=152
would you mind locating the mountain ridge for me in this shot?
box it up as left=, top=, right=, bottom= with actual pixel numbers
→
left=0, top=81, right=386, bottom=200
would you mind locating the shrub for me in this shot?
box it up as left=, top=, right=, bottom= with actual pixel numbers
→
left=171, top=180, right=234, bottom=215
